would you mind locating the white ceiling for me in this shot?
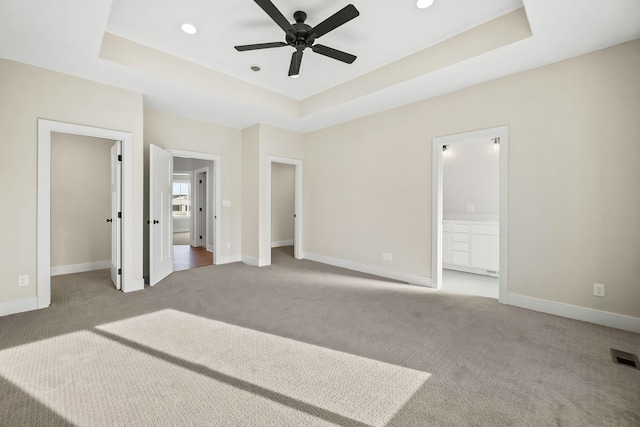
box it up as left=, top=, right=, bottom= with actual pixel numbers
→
left=105, top=0, right=524, bottom=100
left=1, top=0, right=639, bottom=133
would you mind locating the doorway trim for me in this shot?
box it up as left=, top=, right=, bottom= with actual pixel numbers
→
left=431, top=125, right=509, bottom=303
left=266, top=156, right=303, bottom=266
left=166, top=149, right=221, bottom=265
left=37, top=119, right=134, bottom=308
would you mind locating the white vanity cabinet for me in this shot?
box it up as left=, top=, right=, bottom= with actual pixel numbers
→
left=442, top=220, right=499, bottom=276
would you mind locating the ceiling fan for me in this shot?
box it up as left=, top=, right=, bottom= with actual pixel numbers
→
left=234, top=0, right=360, bottom=78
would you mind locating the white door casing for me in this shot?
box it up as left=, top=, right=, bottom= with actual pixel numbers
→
left=167, top=149, right=221, bottom=265
left=265, top=156, right=303, bottom=266
left=38, top=120, right=136, bottom=310
left=431, top=126, right=509, bottom=303
left=149, top=144, right=173, bottom=286
left=110, top=141, right=122, bottom=290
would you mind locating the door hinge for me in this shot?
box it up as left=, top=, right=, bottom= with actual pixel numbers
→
left=118, top=154, right=122, bottom=161
left=118, top=268, right=122, bottom=275
left=118, top=212, right=122, bottom=219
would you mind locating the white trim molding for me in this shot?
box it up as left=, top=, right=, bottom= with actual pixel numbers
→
left=51, top=260, right=111, bottom=276
left=167, top=149, right=222, bottom=265
left=432, top=125, right=509, bottom=303
left=38, top=119, right=137, bottom=310
left=305, top=253, right=431, bottom=287
left=271, top=239, right=294, bottom=248
left=217, top=255, right=242, bottom=265
left=265, top=156, right=303, bottom=266
left=241, top=255, right=260, bottom=267
left=0, top=298, right=38, bottom=317
left=508, top=293, right=640, bottom=334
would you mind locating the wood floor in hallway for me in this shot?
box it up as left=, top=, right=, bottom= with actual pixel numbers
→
left=173, top=245, right=213, bottom=271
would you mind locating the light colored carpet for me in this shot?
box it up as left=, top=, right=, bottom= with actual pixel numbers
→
left=173, top=231, right=190, bottom=245
left=0, top=247, right=638, bottom=426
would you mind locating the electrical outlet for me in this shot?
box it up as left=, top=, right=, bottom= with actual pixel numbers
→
left=387, top=253, right=393, bottom=261
left=466, top=204, right=475, bottom=213
left=18, top=275, right=29, bottom=287
left=593, top=283, right=605, bottom=297
left=382, top=252, right=387, bottom=261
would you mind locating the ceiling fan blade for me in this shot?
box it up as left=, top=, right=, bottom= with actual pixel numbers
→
left=235, top=42, right=288, bottom=51
left=311, top=44, right=356, bottom=64
left=288, top=50, right=304, bottom=77
left=254, top=0, right=294, bottom=34
left=310, top=4, right=359, bottom=38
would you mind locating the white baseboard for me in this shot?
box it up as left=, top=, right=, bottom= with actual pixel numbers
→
left=206, top=245, right=214, bottom=253
left=241, top=255, right=259, bottom=266
left=271, top=240, right=294, bottom=248
left=304, top=252, right=432, bottom=287
left=51, top=260, right=111, bottom=276
left=173, top=228, right=190, bottom=233
left=507, top=293, right=640, bottom=333
left=0, top=297, right=38, bottom=317
left=218, top=255, right=241, bottom=265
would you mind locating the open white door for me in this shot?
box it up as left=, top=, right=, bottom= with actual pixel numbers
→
left=110, top=141, right=122, bottom=290
left=150, top=144, right=173, bottom=286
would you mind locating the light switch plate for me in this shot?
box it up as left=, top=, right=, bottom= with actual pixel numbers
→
left=223, top=200, right=231, bottom=207
left=593, top=283, right=605, bottom=297
left=466, top=204, right=475, bottom=212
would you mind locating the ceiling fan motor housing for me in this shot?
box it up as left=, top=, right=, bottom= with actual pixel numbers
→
left=234, top=1, right=359, bottom=76
left=287, top=11, right=315, bottom=49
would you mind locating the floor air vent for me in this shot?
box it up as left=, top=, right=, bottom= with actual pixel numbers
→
left=610, top=349, right=639, bottom=369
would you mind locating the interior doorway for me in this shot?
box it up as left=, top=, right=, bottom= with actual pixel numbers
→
left=266, top=156, right=303, bottom=266
left=37, top=119, right=134, bottom=309
left=270, top=163, right=295, bottom=263
left=441, top=138, right=500, bottom=299
left=167, top=150, right=221, bottom=272
left=432, top=126, right=509, bottom=303
left=50, top=133, right=121, bottom=287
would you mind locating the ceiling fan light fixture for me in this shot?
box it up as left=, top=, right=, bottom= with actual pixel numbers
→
left=181, top=23, right=198, bottom=35
left=289, top=74, right=300, bottom=79
left=416, top=0, right=435, bottom=9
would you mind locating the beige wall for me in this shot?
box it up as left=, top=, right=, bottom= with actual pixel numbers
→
left=271, top=163, right=295, bottom=244
left=144, top=110, right=241, bottom=265
left=443, top=138, right=500, bottom=221
left=51, top=133, right=114, bottom=267
left=241, top=125, right=260, bottom=261
left=304, top=39, right=640, bottom=318
left=0, top=58, right=144, bottom=305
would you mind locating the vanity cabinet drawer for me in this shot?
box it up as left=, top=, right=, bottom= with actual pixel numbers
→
left=452, top=233, right=469, bottom=243
left=453, top=224, right=470, bottom=233
left=471, top=224, right=499, bottom=235
left=452, top=242, right=469, bottom=252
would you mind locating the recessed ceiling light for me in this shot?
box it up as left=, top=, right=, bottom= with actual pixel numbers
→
left=416, top=0, right=435, bottom=9
left=181, top=23, right=197, bottom=35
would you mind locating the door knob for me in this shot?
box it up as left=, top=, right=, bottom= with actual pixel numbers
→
left=106, top=218, right=113, bottom=223
left=153, top=220, right=160, bottom=224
